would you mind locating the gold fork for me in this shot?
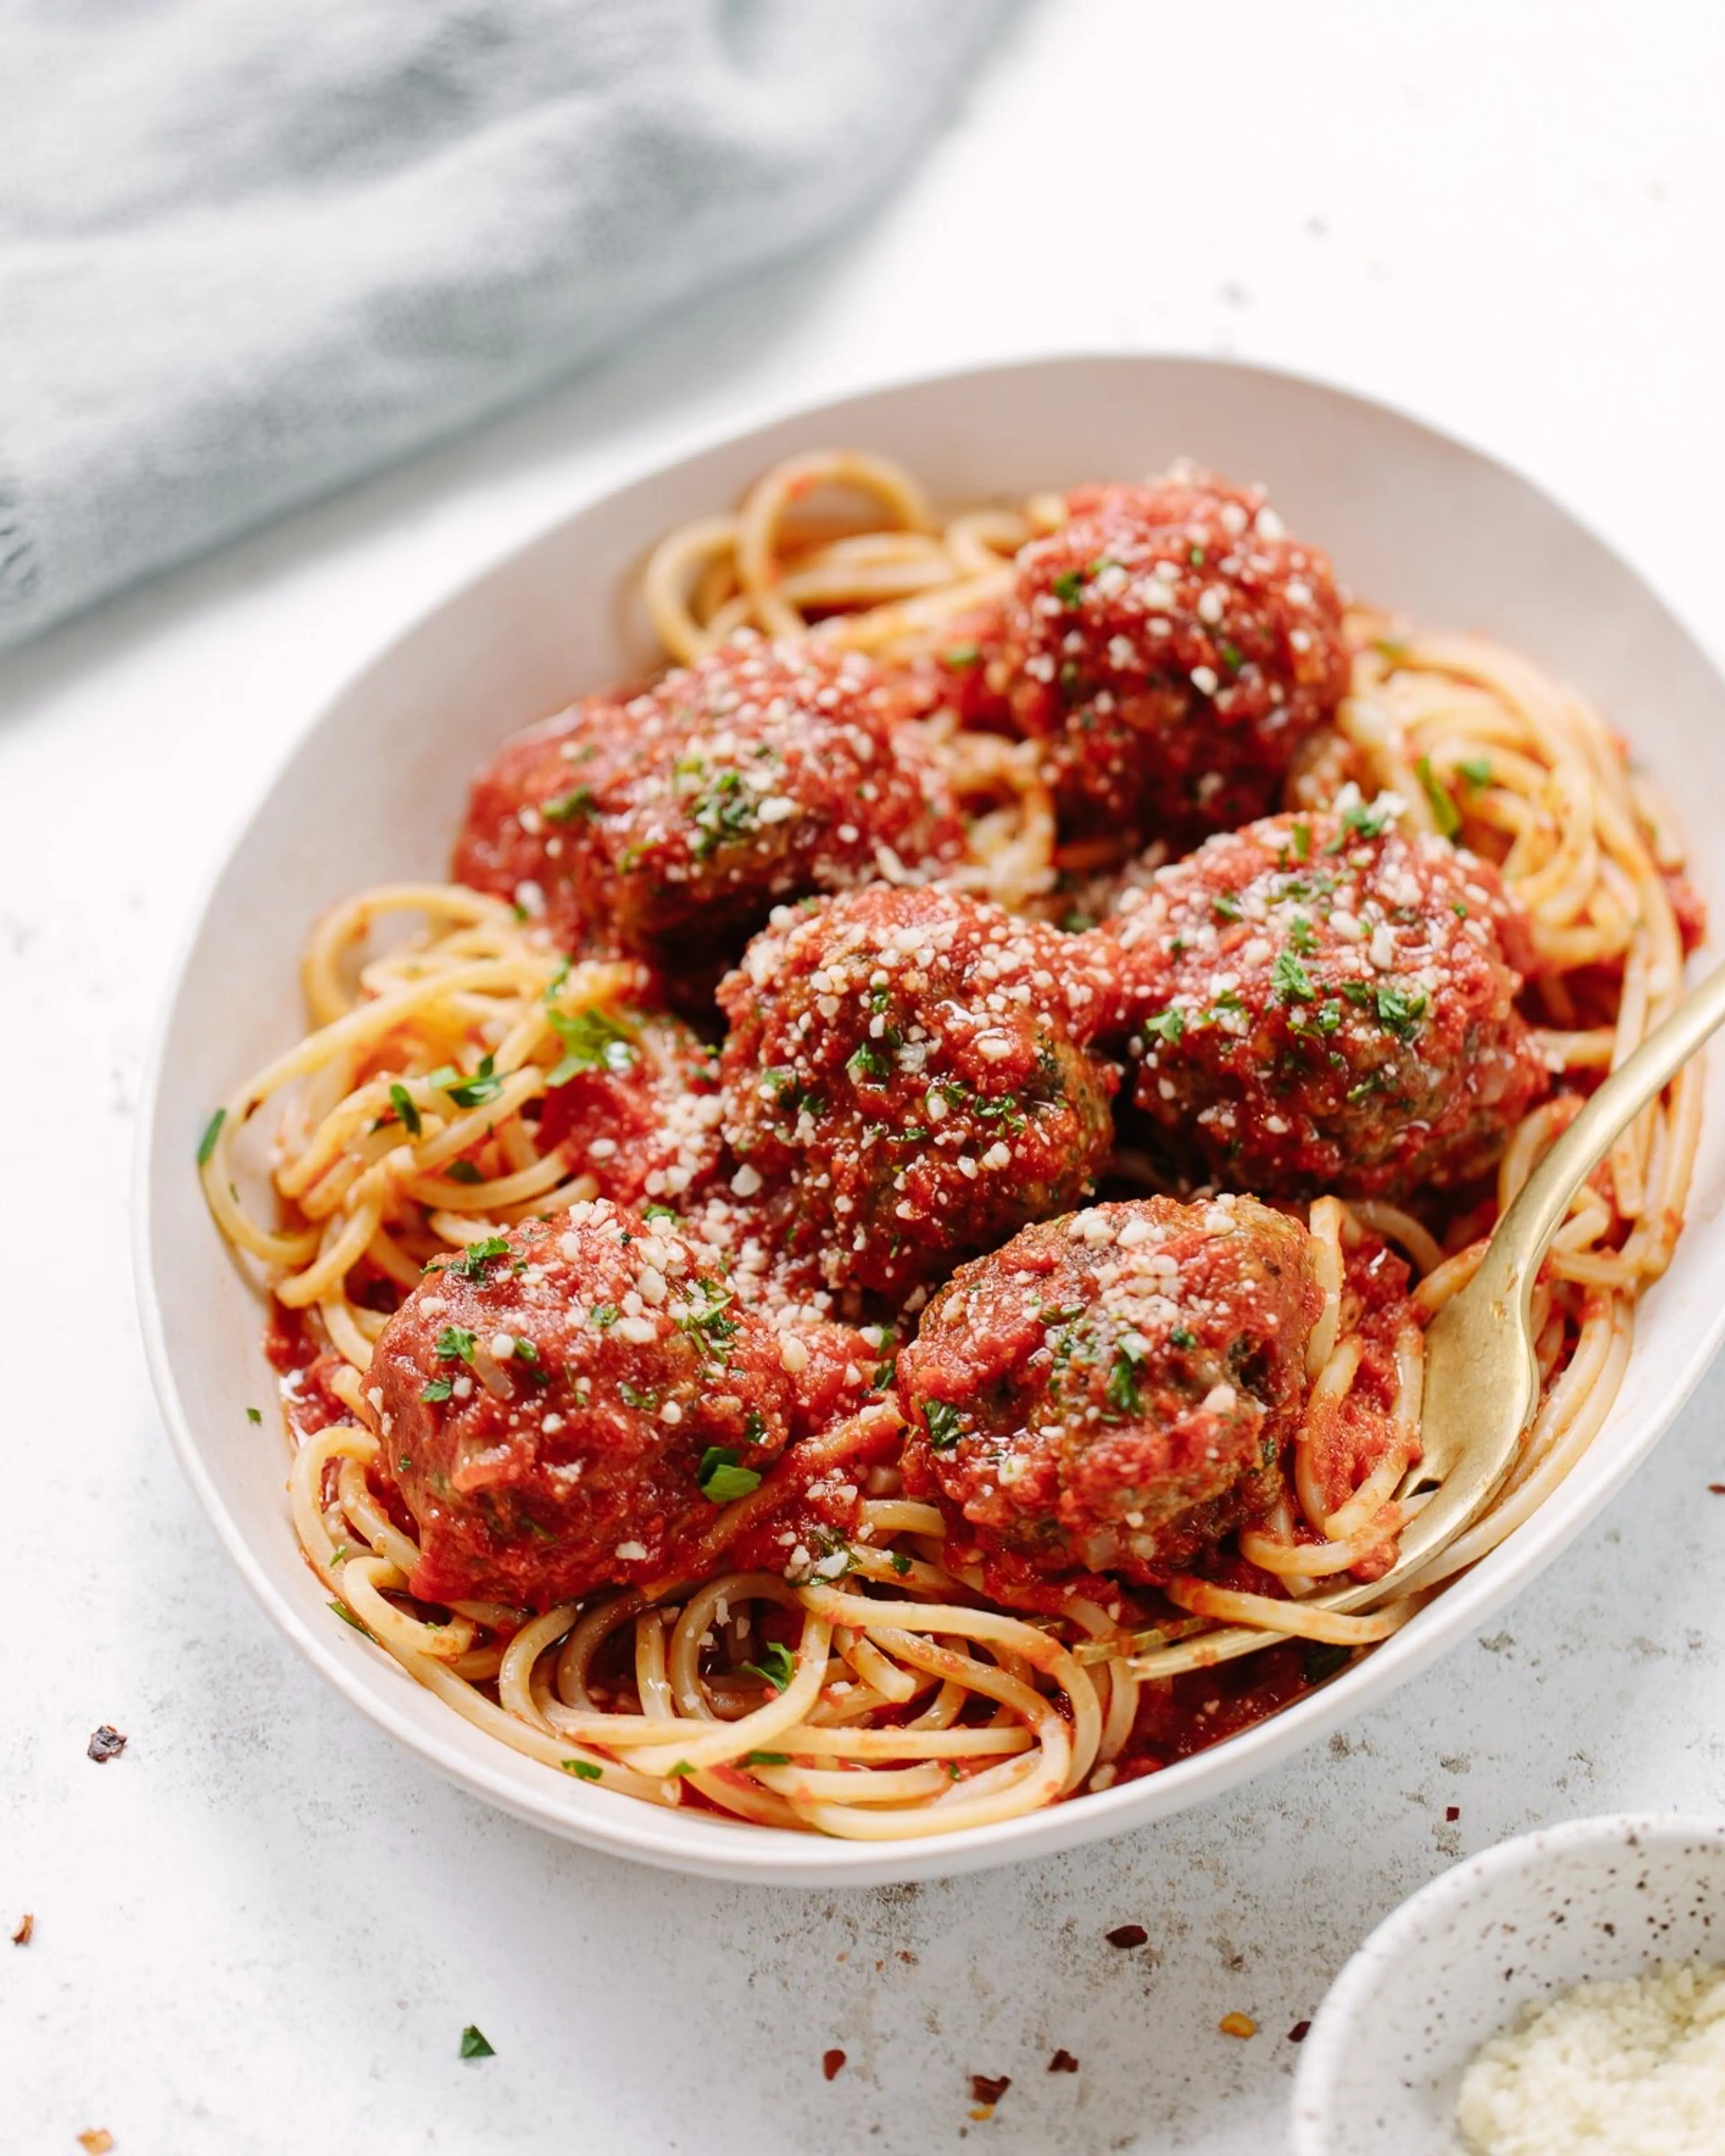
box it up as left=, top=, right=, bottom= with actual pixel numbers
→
left=1135, top=955, right=1725, bottom=1675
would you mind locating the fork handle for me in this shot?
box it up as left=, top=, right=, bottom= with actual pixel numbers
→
left=1479, top=950, right=1725, bottom=1300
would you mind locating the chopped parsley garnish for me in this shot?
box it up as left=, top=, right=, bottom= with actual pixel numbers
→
left=889, top=1552, right=913, bottom=1576
left=1303, top=1642, right=1353, bottom=1685
left=425, top=1056, right=504, bottom=1108
left=688, top=768, right=759, bottom=857
left=618, top=1380, right=659, bottom=1411
left=196, top=1107, right=226, bottom=1166
left=561, top=1758, right=603, bottom=1780
left=744, top=1751, right=791, bottom=1767
left=1170, top=1326, right=1197, bottom=1350
left=1051, top=568, right=1085, bottom=606
left=589, top=1303, right=618, bottom=1329
left=1415, top=755, right=1461, bottom=839
left=1105, top=1341, right=1144, bottom=1418
left=546, top=1003, right=637, bottom=1087
left=642, top=1202, right=680, bottom=1224
left=1291, top=821, right=1312, bottom=860
left=1142, top=1007, right=1186, bottom=1047
left=1458, top=756, right=1492, bottom=788
left=1339, top=979, right=1374, bottom=1007
left=445, top=1235, right=509, bottom=1280
left=744, top=1641, right=796, bottom=1693
left=1272, top=949, right=1316, bottom=1003
left=420, top=1378, right=455, bottom=1403
left=245, top=1406, right=262, bottom=1424
left=742, top=1407, right=767, bottom=1445
left=459, top=2026, right=495, bottom=2060
left=328, top=1599, right=370, bottom=1636
left=387, top=1082, right=422, bottom=1138
left=924, top=1399, right=965, bottom=1451
left=1373, top=636, right=1410, bottom=666
left=541, top=784, right=596, bottom=824
left=1327, top=795, right=1396, bottom=850
left=872, top=1357, right=897, bottom=1392
left=679, top=1278, right=737, bottom=1353
left=943, top=641, right=980, bottom=669
left=1188, top=543, right=1205, bottom=567
left=1374, top=981, right=1429, bottom=1041
left=434, top=1326, right=477, bottom=1364
left=1211, top=891, right=1243, bottom=922
left=698, top=1447, right=763, bottom=1503
left=848, top=1038, right=894, bottom=1083
left=1290, top=1000, right=1345, bottom=1042
left=1217, top=639, right=1244, bottom=674
left=1287, top=914, right=1318, bottom=955
left=444, top=1158, right=483, bottom=1184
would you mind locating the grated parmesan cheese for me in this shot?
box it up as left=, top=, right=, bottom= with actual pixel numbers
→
left=1457, top=1962, right=1725, bottom=2155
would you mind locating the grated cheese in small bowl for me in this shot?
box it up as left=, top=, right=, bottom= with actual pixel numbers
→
left=1456, top=1961, right=1725, bottom=2156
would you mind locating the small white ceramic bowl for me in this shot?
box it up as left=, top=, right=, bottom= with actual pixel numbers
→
left=1291, top=1813, right=1725, bottom=2153
left=137, top=355, right=1725, bottom=1884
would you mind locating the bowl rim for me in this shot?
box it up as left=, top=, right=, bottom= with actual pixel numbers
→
left=133, top=349, right=1725, bottom=1885
left=1288, top=1809, right=1725, bottom=2151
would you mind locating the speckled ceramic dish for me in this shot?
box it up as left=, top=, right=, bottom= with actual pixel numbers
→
left=136, top=356, right=1725, bottom=1884
left=1291, top=1812, right=1725, bottom=2153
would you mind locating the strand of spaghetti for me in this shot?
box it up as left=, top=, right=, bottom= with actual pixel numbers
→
left=551, top=1612, right=835, bottom=1774
left=302, top=883, right=519, bottom=1026
left=666, top=1573, right=802, bottom=1720
left=751, top=1760, right=956, bottom=1806
left=797, top=1582, right=1101, bottom=1794
left=394, top=1642, right=677, bottom=1803
left=1163, top=1577, right=1411, bottom=1646
left=779, top=1636, right=1068, bottom=1837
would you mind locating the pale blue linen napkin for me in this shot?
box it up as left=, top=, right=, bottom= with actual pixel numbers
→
left=0, top=0, right=1006, bottom=649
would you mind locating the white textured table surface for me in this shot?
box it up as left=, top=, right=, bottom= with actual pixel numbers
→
left=7, top=6, right=1725, bottom=2151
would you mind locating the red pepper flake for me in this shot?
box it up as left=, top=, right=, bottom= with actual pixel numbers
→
left=12, top=1913, right=33, bottom=1946
left=971, top=2074, right=1012, bottom=2105
left=78, top=2135, right=115, bottom=2156
left=1709, top=1484, right=1725, bottom=1495
left=1048, top=2048, right=1079, bottom=2073
left=1106, top=1922, right=1148, bottom=1948
left=87, top=1726, right=128, bottom=1764
left=1287, top=2019, right=1312, bottom=2044
left=1446, top=1806, right=1461, bottom=1823
left=822, top=2049, right=846, bottom=2082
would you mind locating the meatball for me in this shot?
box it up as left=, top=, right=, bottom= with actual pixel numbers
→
left=451, top=693, right=672, bottom=949
left=1101, top=795, right=1549, bottom=1197
left=717, top=886, right=1120, bottom=1299
left=899, top=1196, right=1322, bottom=1594
left=968, top=469, right=1350, bottom=845
left=534, top=1008, right=723, bottom=1209
left=454, top=635, right=962, bottom=970
left=371, top=1202, right=794, bottom=1608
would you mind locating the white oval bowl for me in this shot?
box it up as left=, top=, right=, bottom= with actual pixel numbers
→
left=1290, top=1812, right=1725, bottom=2153
left=136, top=354, right=1725, bottom=1886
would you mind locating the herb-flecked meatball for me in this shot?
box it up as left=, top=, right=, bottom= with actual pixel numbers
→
left=454, top=636, right=961, bottom=970
left=1101, top=795, right=1549, bottom=1197
left=717, top=886, right=1120, bottom=1299
left=898, top=1197, right=1322, bottom=1593
left=953, top=469, right=1350, bottom=847
left=371, top=1202, right=794, bottom=1608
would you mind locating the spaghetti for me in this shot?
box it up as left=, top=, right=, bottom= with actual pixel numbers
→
left=199, top=449, right=1701, bottom=1838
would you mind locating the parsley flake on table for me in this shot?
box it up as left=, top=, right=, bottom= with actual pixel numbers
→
left=460, top=2025, right=495, bottom=2059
